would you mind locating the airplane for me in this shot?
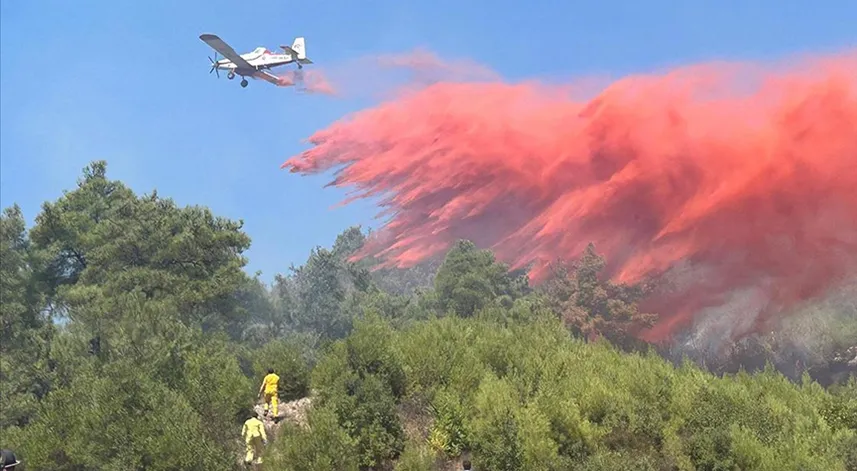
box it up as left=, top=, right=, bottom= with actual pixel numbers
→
left=199, top=33, right=313, bottom=88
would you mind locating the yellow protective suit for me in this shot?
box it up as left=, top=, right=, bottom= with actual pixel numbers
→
left=242, top=416, right=267, bottom=465
left=261, top=373, right=280, bottom=417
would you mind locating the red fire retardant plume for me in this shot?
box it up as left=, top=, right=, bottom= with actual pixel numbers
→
left=282, top=50, right=857, bottom=342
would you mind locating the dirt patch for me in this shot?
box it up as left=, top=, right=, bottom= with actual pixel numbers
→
left=398, top=395, right=433, bottom=443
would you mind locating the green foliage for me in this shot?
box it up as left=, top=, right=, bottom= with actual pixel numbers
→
left=351, top=374, right=407, bottom=467
left=427, top=388, right=469, bottom=456
left=387, top=316, right=855, bottom=470
left=344, top=314, right=407, bottom=399
left=273, top=226, right=384, bottom=342
left=290, top=246, right=354, bottom=338
left=251, top=338, right=312, bottom=401
left=179, top=333, right=254, bottom=446
left=6, top=362, right=227, bottom=470
left=539, top=242, right=658, bottom=348
left=578, top=450, right=663, bottom=471
left=8, top=293, right=254, bottom=467
left=1, top=162, right=271, bottom=469
left=29, top=161, right=254, bottom=336
left=0, top=205, right=54, bottom=431
left=238, top=274, right=282, bottom=344
left=396, top=439, right=438, bottom=471
left=469, top=374, right=525, bottom=470
left=433, top=240, right=529, bottom=317
left=5, top=160, right=857, bottom=470
left=310, top=315, right=407, bottom=468
left=265, top=408, right=359, bottom=471
left=823, top=377, right=857, bottom=432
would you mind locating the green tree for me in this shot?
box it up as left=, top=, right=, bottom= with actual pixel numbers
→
left=29, top=160, right=254, bottom=337
left=540, top=243, right=657, bottom=348
left=280, top=226, right=381, bottom=340
left=240, top=274, right=283, bottom=345
left=252, top=338, right=312, bottom=401
left=433, top=240, right=530, bottom=317
left=4, top=162, right=258, bottom=466
left=0, top=204, right=54, bottom=430
left=289, top=247, right=353, bottom=339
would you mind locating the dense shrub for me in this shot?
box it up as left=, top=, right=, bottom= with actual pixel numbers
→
left=309, top=315, right=407, bottom=468
left=427, top=388, right=470, bottom=456
left=396, top=439, right=438, bottom=471
left=251, top=337, right=312, bottom=401
left=400, top=317, right=853, bottom=470
left=5, top=363, right=228, bottom=470
left=271, top=314, right=855, bottom=470
left=265, top=407, right=359, bottom=471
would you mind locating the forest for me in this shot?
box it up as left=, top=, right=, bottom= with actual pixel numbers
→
left=2, top=161, right=856, bottom=470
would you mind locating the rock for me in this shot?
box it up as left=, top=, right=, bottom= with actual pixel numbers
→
left=280, top=396, right=313, bottom=428
left=833, top=345, right=857, bottom=368
left=846, top=346, right=857, bottom=368
left=255, top=396, right=314, bottom=430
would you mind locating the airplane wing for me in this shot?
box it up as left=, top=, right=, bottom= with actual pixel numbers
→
left=199, top=34, right=254, bottom=69
left=254, top=69, right=288, bottom=86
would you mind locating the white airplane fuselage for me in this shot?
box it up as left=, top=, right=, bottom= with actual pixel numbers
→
left=214, top=48, right=296, bottom=75
left=201, top=34, right=311, bottom=88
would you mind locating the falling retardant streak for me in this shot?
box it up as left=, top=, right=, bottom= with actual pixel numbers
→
left=274, top=69, right=338, bottom=95
left=281, top=50, right=857, bottom=343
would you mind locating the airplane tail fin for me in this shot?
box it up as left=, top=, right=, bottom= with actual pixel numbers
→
left=280, top=37, right=313, bottom=64
left=291, top=37, right=307, bottom=60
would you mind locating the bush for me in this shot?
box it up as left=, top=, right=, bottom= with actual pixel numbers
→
left=825, top=377, right=857, bottom=432
left=349, top=374, right=406, bottom=467
left=579, top=450, right=664, bottom=471
left=427, top=388, right=470, bottom=456
left=469, top=374, right=525, bottom=471
left=265, top=407, right=359, bottom=471
left=8, top=363, right=228, bottom=471
left=180, top=333, right=254, bottom=451
left=388, top=317, right=856, bottom=470
left=252, top=338, right=312, bottom=401
left=310, top=315, right=407, bottom=468
left=396, top=438, right=438, bottom=471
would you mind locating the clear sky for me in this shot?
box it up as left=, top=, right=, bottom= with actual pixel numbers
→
left=1, top=0, right=854, bottom=283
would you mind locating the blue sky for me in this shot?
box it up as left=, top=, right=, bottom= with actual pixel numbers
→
left=1, top=0, right=854, bottom=283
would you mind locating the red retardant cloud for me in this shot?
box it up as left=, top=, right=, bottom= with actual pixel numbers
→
left=282, top=50, right=857, bottom=342
left=275, top=69, right=338, bottom=95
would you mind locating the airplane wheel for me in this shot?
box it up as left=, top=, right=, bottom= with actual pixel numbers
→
left=240, top=79, right=248, bottom=88
left=228, top=73, right=235, bottom=80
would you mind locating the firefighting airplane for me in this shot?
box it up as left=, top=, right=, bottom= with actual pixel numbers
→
left=199, top=33, right=313, bottom=88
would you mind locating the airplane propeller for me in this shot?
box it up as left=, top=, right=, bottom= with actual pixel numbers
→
left=208, top=52, right=220, bottom=78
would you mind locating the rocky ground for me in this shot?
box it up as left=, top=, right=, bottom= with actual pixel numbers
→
left=241, top=394, right=467, bottom=470
left=236, top=395, right=314, bottom=469
left=254, top=395, right=314, bottom=436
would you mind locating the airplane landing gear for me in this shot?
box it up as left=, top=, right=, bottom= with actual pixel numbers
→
left=227, top=71, right=236, bottom=80
left=240, top=79, right=249, bottom=88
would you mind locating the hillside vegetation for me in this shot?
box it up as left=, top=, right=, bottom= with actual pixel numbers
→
left=2, top=161, right=855, bottom=470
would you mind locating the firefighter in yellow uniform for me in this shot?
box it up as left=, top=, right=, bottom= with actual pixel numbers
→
left=258, top=368, right=280, bottom=418
left=242, top=411, right=267, bottom=466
